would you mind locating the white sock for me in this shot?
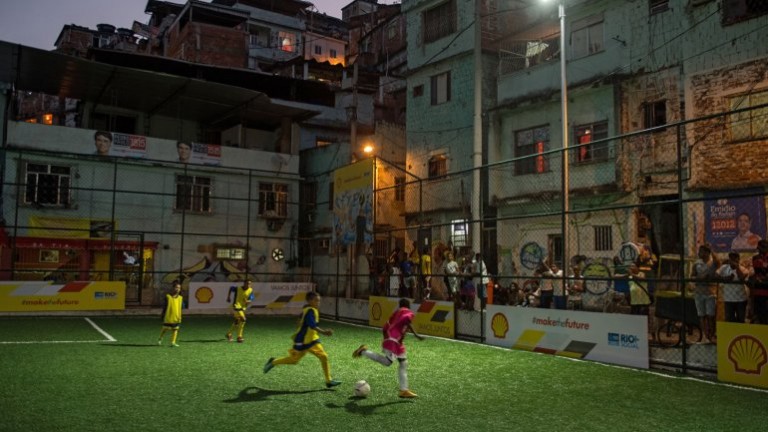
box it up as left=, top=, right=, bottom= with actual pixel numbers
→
left=398, top=359, right=409, bottom=390
left=363, top=350, right=392, bottom=366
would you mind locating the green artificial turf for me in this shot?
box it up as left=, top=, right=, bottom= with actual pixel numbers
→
left=0, top=315, right=766, bottom=432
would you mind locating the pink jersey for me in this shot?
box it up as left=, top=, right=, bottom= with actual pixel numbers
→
left=382, top=307, right=414, bottom=355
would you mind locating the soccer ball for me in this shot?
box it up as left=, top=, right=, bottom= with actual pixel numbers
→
left=353, top=380, right=371, bottom=398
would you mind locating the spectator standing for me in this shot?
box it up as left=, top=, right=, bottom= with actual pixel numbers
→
left=420, top=246, right=432, bottom=300
left=400, top=251, right=417, bottom=298
left=388, top=257, right=402, bottom=297
left=717, top=251, right=749, bottom=323
left=691, top=244, right=720, bottom=343
left=750, top=239, right=768, bottom=324
left=444, top=252, right=460, bottom=301
left=474, top=253, right=489, bottom=310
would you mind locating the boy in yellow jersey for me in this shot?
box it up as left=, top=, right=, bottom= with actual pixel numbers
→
left=158, top=282, right=184, bottom=347
left=226, top=279, right=254, bottom=343
left=263, top=291, right=341, bottom=388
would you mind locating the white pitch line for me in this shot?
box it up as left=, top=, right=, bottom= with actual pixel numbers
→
left=0, top=340, right=112, bottom=344
left=85, top=317, right=116, bottom=342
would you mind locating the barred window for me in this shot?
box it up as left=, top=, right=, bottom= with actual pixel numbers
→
left=259, top=183, right=288, bottom=217
left=423, top=0, right=456, bottom=44
left=24, top=162, right=72, bottom=207
left=594, top=225, right=613, bottom=251
left=451, top=219, right=469, bottom=247
left=175, top=175, right=212, bottom=213
left=574, top=121, right=609, bottom=163
left=515, top=125, right=549, bottom=175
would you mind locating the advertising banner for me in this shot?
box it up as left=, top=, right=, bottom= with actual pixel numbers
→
left=111, top=132, right=147, bottom=158
left=186, top=142, right=221, bottom=166
left=717, top=322, right=768, bottom=389
left=485, top=305, right=649, bottom=368
left=368, top=296, right=455, bottom=338
left=188, top=282, right=313, bottom=315
left=705, top=190, right=765, bottom=253
left=332, top=159, right=373, bottom=246
left=0, top=281, right=126, bottom=311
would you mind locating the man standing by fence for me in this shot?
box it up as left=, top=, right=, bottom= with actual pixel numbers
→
left=750, top=240, right=768, bottom=324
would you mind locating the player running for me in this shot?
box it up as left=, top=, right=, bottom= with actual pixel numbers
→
left=263, top=291, right=341, bottom=389
left=353, top=298, right=424, bottom=398
left=225, top=279, right=254, bottom=343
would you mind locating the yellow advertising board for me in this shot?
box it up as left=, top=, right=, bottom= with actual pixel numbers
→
left=368, top=296, right=455, bottom=339
left=717, top=322, right=768, bottom=389
left=0, top=281, right=126, bottom=311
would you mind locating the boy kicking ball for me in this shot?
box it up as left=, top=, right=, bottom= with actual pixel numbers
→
left=353, top=298, right=424, bottom=398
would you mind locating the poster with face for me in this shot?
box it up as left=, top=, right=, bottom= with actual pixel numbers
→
left=177, top=142, right=221, bottom=165
left=705, top=191, right=766, bottom=253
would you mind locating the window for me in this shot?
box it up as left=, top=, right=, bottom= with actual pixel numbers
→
left=430, top=72, right=451, bottom=105
left=428, top=154, right=447, bottom=178
left=643, top=100, right=667, bottom=129
left=216, top=247, right=247, bottom=261
left=279, top=32, right=295, bottom=52
left=571, top=15, right=604, bottom=59
left=423, top=0, right=456, bottom=44
left=451, top=219, right=469, bottom=247
left=248, top=33, right=259, bottom=46
left=24, top=162, right=72, bottom=207
left=175, top=175, right=212, bottom=213
left=259, top=183, right=288, bottom=217
left=413, top=85, right=424, bottom=98
left=722, top=0, right=768, bottom=25
left=314, top=45, right=322, bottom=55
left=728, top=89, right=768, bottom=142
left=316, top=138, right=334, bottom=147
left=395, top=176, right=406, bottom=202
left=330, top=49, right=337, bottom=58
left=574, top=121, right=609, bottom=163
left=649, top=0, right=669, bottom=14
left=300, top=181, right=318, bottom=213
left=594, top=225, right=613, bottom=251
left=515, top=126, right=549, bottom=175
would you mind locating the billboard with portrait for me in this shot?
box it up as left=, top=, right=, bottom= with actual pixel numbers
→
left=705, top=189, right=766, bottom=253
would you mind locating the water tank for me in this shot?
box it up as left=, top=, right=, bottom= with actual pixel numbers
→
left=96, top=23, right=116, bottom=34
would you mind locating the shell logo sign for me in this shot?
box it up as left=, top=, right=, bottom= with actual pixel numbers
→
left=727, top=335, right=767, bottom=375
left=195, top=286, right=214, bottom=304
left=718, top=322, right=768, bottom=388
left=491, top=313, right=509, bottom=339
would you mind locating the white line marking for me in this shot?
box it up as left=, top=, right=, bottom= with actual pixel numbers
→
left=0, top=340, right=112, bottom=344
left=85, top=317, right=116, bottom=342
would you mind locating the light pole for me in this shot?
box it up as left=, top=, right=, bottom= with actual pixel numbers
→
left=558, top=1, right=570, bottom=293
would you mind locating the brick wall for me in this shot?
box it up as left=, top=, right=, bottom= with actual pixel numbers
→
left=166, top=22, right=247, bottom=69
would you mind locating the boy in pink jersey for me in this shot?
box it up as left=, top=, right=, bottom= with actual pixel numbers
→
left=353, top=298, right=425, bottom=398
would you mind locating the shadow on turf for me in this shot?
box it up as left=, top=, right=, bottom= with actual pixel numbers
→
left=325, top=398, right=412, bottom=415
left=224, top=386, right=330, bottom=403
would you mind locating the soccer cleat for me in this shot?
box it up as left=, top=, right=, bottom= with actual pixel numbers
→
left=398, top=390, right=418, bottom=398
left=325, top=379, right=342, bottom=388
left=263, top=358, right=275, bottom=374
left=157, top=339, right=162, bottom=346
left=171, top=343, right=180, bottom=348
left=237, top=337, right=244, bottom=343
left=225, top=333, right=233, bottom=342
left=352, top=344, right=367, bottom=358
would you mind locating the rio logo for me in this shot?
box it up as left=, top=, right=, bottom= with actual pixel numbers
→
left=608, top=332, right=640, bottom=349
left=94, top=291, right=118, bottom=299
